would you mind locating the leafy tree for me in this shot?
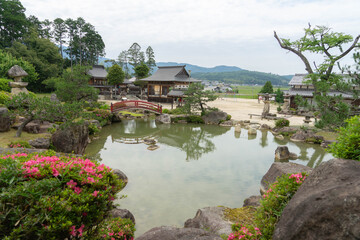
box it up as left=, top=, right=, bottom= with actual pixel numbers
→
left=118, top=50, right=130, bottom=76
left=27, top=16, right=52, bottom=39
left=0, top=49, right=38, bottom=86
left=128, top=42, right=142, bottom=68
left=183, top=82, right=218, bottom=114
left=6, top=32, right=63, bottom=92
left=259, top=81, right=274, bottom=93
left=274, top=24, right=360, bottom=128
left=275, top=88, right=284, bottom=103
left=145, top=46, right=156, bottom=72
left=107, top=64, right=125, bottom=85
left=52, top=18, right=67, bottom=58
left=5, top=93, right=84, bottom=137
left=54, top=65, right=98, bottom=103
left=0, top=0, right=29, bottom=48
left=134, top=62, right=149, bottom=79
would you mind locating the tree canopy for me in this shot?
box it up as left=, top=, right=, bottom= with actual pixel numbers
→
left=259, top=81, right=274, bottom=94
left=184, top=82, right=218, bottom=114
left=134, top=62, right=150, bottom=79
left=107, top=64, right=125, bottom=85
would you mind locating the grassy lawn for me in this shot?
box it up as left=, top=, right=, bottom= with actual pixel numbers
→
left=0, top=129, right=50, bottom=148
left=219, top=86, right=289, bottom=99
left=118, top=111, right=144, bottom=117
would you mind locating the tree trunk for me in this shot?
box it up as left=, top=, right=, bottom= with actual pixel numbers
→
left=16, top=117, right=33, bottom=137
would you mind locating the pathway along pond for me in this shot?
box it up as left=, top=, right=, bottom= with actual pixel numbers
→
left=85, top=119, right=334, bottom=236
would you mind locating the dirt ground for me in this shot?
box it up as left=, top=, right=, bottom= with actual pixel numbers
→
left=104, top=98, right=312, bottom=128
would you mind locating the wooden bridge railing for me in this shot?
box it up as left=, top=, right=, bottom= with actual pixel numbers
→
left=111, top=100, right=162, bottom=114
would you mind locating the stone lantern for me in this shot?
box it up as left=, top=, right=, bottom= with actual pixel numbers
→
left=7, top=65, right=29, bottom=95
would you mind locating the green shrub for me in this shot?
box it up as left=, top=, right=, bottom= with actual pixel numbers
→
left=99, top=103, right=110, bottom=110
left=0, top=152, right=128, bottom=239
left=254, top=173, right=307, bottom=239
left=8, top=140, right=32, bottom=148
left=275, top=118, right=290, bottom=128
left=162, top=108, right=170, bottom=114
left=277, top=106, right=282, bottom=112
left=89, top=123, right=100, bottom=135
left=228, top=224, right=262, bottom=240
left=96, top=217, right=135, bottom=239
left=0, top=90, right=11, bottom=104
left=186, top=115, right=205, bottom=124
left=226, top=114, right=232, bottom=121
left=171, top=107, right=186, bottom=115
left=0, top=78, right=11, bottom=92
left=327, top=115, right=360, bottom=161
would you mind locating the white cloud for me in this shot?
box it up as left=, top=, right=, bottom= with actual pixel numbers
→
left=21, top=0, right=360, bottom=74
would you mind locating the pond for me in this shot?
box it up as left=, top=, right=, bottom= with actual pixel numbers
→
left=84, top=119, right=334, bottom=236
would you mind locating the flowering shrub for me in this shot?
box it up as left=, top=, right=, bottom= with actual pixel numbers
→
left=8, top=140, right=32, bottom=148
left=97, top=217, right=135, bottom=240
left=0, top=151, right=133, bottom=239
left=254, top=172, right=307, bottom=239
left=93, top=109, right=112, bottom=126
left=228, top=224, right=261, bottom=240
left=275, top=118, right=290, bottom=128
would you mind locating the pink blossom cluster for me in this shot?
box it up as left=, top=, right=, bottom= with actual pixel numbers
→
left=228, top=225, right=261, bottom=240
left=289, top=173, right=306, bottom=184
left=263, top=187, right=273, bottom=199
left=2, top=153, right=28, bottom=159
left=70, top=224, right=85, bottom=237
left=9, top=144, right=24, bottom=148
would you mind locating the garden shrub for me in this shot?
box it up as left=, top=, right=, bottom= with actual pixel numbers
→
left=254, top=172, right=307, bottom=239
left=328, top=115, right=360, bottom=161
left=226, top=114, right=232, bottom=121
left=228, top=224, right=262, bottom=240
left=8, top=140, right=32, bottom=148
left=96, top=217, right=135, bottom=240
left=277, top=105, right=282, bottom=112
left=92, top=109, right=112, bottom=127
left=89, top=123, right=100, bottom=135
left=0, top=90, right=11, bottom=104
left=162, top=108, right=170, bottom=114
left=0, top=78, right=11, bottom=92
left=186, top=115, right=205, bottom=124
left=0, top=152, right=133, bottom=239
left=275, top=118, right=290, bottom=128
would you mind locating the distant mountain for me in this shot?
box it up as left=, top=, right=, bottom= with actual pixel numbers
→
left=191, top=70, right=289, bottom=86
left=156, top=62, right=243, bottom=73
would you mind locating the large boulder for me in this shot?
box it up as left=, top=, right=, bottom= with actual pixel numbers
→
left=24, top=121, right=41, bottom=134
left=290, top=130, right=324, bottom=143
left=273, top=159, right=360, bottom=240
left=156, top=114, right=171, bottom=124
left=112, top=169, right=128, bottom=187
left=137, top=226, right=223, bottom=240
left=243, top=195, right=262, bottom=208
left=202, top=111, right=227, bottom=125
left=28, top=138, right=50, bottom=149
left=184, top=207, right=232, bottom=236
left=109, top=208, right=135, bottom=224
left=51, top=123, right=89, bottom=154
left=260, top=162, right=312, bottom=194
left=0, top=107, right=11, bottom=132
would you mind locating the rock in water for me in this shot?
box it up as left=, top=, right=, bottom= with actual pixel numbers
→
left=156, top=114, right=171, bottom=124
left=273, top=159, right=360, bottom=240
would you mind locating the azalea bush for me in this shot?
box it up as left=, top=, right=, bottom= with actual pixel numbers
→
left=8, top=140, right=32, bottom=148
left=92, top=109, right=112, bottom=126
left=275, top=118, right=290, bottom=128
left=228, top=224, right=262, bottom=240
left=254, top=173, right=307, bottom=239
left=0, top=151, right=134, bottom=239
left=96, top=217, right=135, bottom=240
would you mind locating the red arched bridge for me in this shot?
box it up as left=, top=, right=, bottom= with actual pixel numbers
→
left=111, top=100, right=163, bottom=114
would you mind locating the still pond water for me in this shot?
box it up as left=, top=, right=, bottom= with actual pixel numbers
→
left=85, top=119, right=333, bottom=236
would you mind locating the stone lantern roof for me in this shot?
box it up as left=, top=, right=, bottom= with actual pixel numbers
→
left=8, top=65, right=28, bottom=82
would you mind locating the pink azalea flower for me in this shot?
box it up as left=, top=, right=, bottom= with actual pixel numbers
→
left=92, top=191, right=99, bottom=197
left=74, top=187, right=82, bottom=194
left=78, top=224, right=85, bottom=236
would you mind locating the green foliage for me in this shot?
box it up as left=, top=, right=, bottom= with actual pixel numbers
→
left=107, top=64, right=125, bottom=85
left=6, top=33, right=63, bottom=92
left=226, top=114, right=232, bottom=121
left=328, top=115, right=360, bottom=160
left=8, top=140, right=32, bottom=148
left=0, top=152, right=126, bottom=239
left=54, top=66, right=99, bottom=103
left=228, top=224, right=262, bottom=240
left=145, top=46, right=156, bottom=72
left=0, top=78, right=11, bottom=92
left=134, top=62, right=150, bottom=79
left=184, top=83, right=218, bottom=114
left=88, top=123, right=100, bottom=135
left=254, top=173, right=307, bottom=239
left=275, top=118, right=290, bottom=128
left=259, top=81, right=274, bottom=94
left=186, top=115, right=205, bottom=124
left=127, top=42, right=143, bottom=68
left=275, top=88, right=284, bottom=103
left=96, top=217, right=135, bottom=240
left=0, top=0, right=29, bottom=48
left=0, top=91, right=11, bottom=104
left=162, top=108, right=170, bottom=114
left=277, top=105, right=282, bottom=112
left=0, top=50, right=39, bottom=88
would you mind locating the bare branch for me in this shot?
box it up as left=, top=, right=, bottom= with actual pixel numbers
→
left=274, top=31, right=313, bottom=74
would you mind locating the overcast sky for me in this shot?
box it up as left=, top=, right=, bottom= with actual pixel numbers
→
left=21, top=0, right=360, bottom=75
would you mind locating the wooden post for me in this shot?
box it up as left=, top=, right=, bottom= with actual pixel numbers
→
left=111, top=103, right=113, bottom=113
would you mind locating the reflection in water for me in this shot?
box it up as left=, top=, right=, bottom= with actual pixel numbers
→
left=85, top=119, right=333, bottom=236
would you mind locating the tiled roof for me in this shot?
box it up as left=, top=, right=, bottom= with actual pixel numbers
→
left=168, top=90, right=185, bottom=97
left=284, top=89, right=354, bottom=98
left=88, top=65, right=107, bottom=79
left=142, top=65, right=200, bottom=83
left=289, top=73, right=354, bottom=86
